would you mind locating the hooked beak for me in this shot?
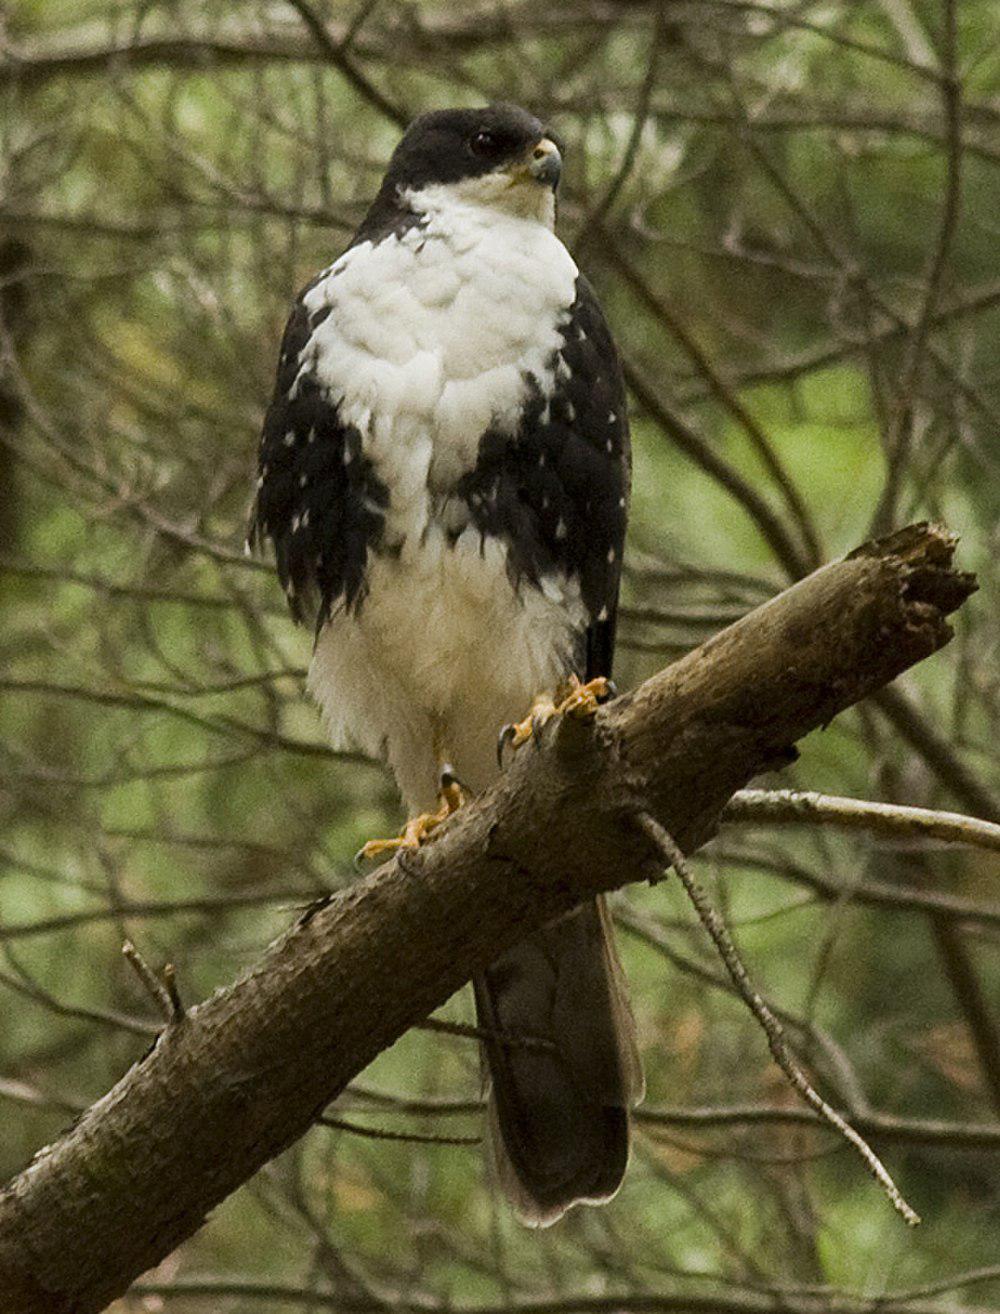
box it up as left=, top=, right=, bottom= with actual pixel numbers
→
left=527, top=137, right=562, bottom=189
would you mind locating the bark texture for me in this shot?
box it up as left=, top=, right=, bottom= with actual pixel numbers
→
left=0, top=522, right=975, bottom=1314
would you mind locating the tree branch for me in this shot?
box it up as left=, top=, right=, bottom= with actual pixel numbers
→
left=0, top=522, right=976, bottom=1313
left=722, top=788, right=1000, bottom=854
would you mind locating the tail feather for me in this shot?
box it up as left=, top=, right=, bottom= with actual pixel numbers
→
left=473, top=896, right=642, bottom=1226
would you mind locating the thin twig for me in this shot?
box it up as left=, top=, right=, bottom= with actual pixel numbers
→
left=0, top=954, right=158, bottom=1038
left=873, top=0, right=963, bottom=533
left=633, top=812, right=921, bottom=1227
left=575, top=5, right=665, bottom=243
left=635, top=1103, right=1000, bottom=1150
left=317, top=1114, right=480, bottom=1147
left=162, top=964, right=185, bottom=1022
left=875, top=686, right=1000, bottom=823
left=623, top=361, right=809, bottom=581
left=284, top=0, right=407, bottom=127
left=121, top=941, right=176, bottom=1027
left=604, top=239, right=822, bottom=571
left=417, top=1016, right=555, bottom=1054
left=342, top=1085, right=1000, bottom=1150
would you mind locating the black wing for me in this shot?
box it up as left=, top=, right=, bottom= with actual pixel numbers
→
left=247, top=286, right=388, bottom=631
left=456, top=275, right=630, bottom=680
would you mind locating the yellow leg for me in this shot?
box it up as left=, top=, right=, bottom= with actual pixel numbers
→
left=357, top=751, right=468, bottom=865
left=502, top=690, right=562, bottom=752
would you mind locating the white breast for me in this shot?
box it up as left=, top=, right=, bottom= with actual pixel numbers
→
left=300, top=190, right=578, bottom=543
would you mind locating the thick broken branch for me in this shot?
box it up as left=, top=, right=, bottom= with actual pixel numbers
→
left=0, top=523, right=975, bottom=1314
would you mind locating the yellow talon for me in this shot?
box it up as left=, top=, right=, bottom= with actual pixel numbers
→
left=498, top=676, right=615, bottom=762
left=558, top=674, right=613, bottom=719
left=357, top=772, right=467, bottom=864
left=508, top=691, right=560, bottom=749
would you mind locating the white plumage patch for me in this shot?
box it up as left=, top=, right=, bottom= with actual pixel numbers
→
left=303, top=182, right=584, bottom=810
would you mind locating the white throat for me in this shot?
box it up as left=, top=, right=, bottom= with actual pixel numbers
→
left=403, top=175, right=556, bottom=229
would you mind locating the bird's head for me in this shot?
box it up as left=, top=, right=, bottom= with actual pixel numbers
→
left=380, top=104, right=563, bottom=226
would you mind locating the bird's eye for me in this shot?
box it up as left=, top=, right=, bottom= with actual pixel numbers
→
left=469, top=129, right=501, bottom=157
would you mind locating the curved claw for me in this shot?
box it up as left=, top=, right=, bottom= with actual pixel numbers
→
left=439, top=763, right=467, bottom=792
left=497, top=722, right=517, bottom=769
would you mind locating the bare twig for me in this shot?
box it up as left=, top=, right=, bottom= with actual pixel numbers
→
left=604, top=240, right=822, bottom=571
left=283, top=0, right=407, bottom=126
left=623, top=361, right=810, bottom=580
left=417, top=1015, right=556, bottom=1054
left=575, top=6, right=665, bottom=242
left=162, top=964, right=185, bottom=1023
left=632, top=812, right=921, bottom=1227
left=875, top=686, right=1000, bottom=822
left=873, top=0, right=963, bottom=533
left=121, top=941, right=179, bottom=1027
left=317, top=1114, right=480, bottom=1147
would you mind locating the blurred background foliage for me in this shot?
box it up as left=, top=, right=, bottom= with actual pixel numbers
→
left=1, top=0, right=999, bottom=1309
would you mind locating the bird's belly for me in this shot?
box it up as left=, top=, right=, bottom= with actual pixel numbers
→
left=308, top=528, right=585, bottom=800
left=367, top=532, right=580, bottom=705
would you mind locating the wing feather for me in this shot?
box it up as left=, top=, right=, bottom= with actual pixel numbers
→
left=248, top=286, right=388, bottom=630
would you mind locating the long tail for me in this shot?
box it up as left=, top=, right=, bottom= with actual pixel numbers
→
left=472, top=896, right=644, bottom=1226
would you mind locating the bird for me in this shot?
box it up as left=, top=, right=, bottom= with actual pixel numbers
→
left=248, top=103, right=643, bottom=1226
